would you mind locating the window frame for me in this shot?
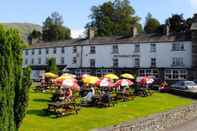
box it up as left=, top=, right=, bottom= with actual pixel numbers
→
left=134, top=44, right=140, bottom=53
left=53, top=48, right=56, bottom=54
left=113, top=58, right=119, bottom=67
left=90, top=59, right=96, bottom=67
left=150, top=43, right=156, bottom=52
left=90, top=46, right=96, bottom=54
left=112, top=45, right=119, bottom=54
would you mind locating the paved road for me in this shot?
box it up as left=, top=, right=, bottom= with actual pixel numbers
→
left=164, top=117, right=197, bottom=131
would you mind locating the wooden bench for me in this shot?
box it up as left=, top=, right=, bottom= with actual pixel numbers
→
left=48, top=101, right=80, bottom=117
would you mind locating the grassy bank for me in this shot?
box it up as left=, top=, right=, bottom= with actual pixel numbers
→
left=20, top=89, right=193, bottom=131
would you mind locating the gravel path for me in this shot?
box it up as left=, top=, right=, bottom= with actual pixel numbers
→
left=164, top=117, right=197, bottom=131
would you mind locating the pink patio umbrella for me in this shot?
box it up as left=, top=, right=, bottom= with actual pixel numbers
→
left=96, top=78, right=114, bottom=88
left=62, top=79, right=80, bottom=91
left=114, top=79, right=134, bottom=87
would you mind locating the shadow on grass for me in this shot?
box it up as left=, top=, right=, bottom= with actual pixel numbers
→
left=27, top=109, right=77, bottom=119
left=27, top=109, right=51, bottom=117
left=33, top=98, right=51, bottom=103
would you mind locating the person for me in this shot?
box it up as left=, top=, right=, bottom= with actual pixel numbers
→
left=52, top=86, right=64, bottom=102
left=122, top=86, right=129, bottom=98
left=64, top=87, right=73, bottom=102
left=79, top=80, right=85, bottom=97
left=100, top=88, right=111, bottom=105
left=159, top=81, right=168, bottom=92
left=82, top=88, right=95, bottom=105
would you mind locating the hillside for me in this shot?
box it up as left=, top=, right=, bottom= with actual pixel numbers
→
left=2, top=23, right=42, bottom=42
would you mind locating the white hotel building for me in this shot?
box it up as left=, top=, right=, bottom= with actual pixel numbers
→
left=23, top=14, right=197, bottom=81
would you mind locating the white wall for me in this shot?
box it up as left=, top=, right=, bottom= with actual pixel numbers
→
left=23, top=41, right=192, bottom=69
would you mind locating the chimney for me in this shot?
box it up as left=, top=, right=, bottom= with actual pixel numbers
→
left=131, top=26, right=138, bottom=37
left=27, top=36, right=33, bottom=45
left=88, top=28, right=95, bottom=40
left=191, top=14, right=197, bottom=30
left=166, top=24, right=170, bottom=36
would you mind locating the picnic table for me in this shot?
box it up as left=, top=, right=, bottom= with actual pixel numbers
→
left=114, top=91, right=135, bottom=101
left=48, top=100, right=80, bottom=117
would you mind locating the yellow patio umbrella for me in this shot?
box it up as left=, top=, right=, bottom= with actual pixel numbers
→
left=56, top=76, right=74, bottom=81
left=104, top=73, right=119, bottom=80
left=121, top=73, right=135, bottom=79
left=44, top=72, right=58, bottom=79
left=83, top=76, right=99, bottom=85
left=61, top=73, right=76, bottom=78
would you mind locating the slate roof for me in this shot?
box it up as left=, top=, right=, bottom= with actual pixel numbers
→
left=27, top=33, right=191, bottom=49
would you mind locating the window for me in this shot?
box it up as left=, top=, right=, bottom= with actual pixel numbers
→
left=46, top=58, right=48, bottom=64
left=38, top=58, right=41, bottom=65
left=38, top=49, right=42, bottom=55
left=139, top=69, right=159, bottom=77
left=172, top=42, right=184, bottom=51
left=53, top=48, right=56, bottom=54
left=61, top=57, right=64, bottom=64
left=172, top=57, right=184, bottom=66
left=113, top=58, right=119, bottom=67
left=134, top=44, right=140, bottom=53
left=25, top=59, right=28, bottom=65
left=134, top=58, right=140, bottom=67
left=90, top=59, right=95, bottom=67
left=90, top=46, right=96, bottom=54
left=151, top=58, right=156, bottom=67
left=73, top=57, right=77, bottom=64
left=73, top=46, right=77, bottom=53
left=46, top=48, right=49, bottom=54
left=31, top=58, right=34, bottom=65
left=165, top=69, right=187, bottom=80
left=150, top=43, right=156, bottom=52
left=61, top=47, right=64, bottom=53
left=32, top=49, right=35, bottom=55
left=25, top=50, right=28, bottom=55
left=112, top=45, right=119, bottom=54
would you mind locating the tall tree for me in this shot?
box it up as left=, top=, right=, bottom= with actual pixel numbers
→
left=47, top=58, right=58, bottom=74
left=166, top=14, right=192, bottom=34
left=42, top=12, right=71, bottom=41
left=86, top=0, right=142, bottom=37
left=0, top=25, right=32, bottom=131
left=144, top=13, right=160, bottom=34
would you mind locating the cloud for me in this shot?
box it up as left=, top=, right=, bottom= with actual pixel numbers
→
left=71, top=29, right=85, bottom=38
left=191, top=0, right=197, bottom=13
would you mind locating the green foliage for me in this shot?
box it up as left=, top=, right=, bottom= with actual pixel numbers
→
left=14, top=67, right=32, bottom=129
left=86, top=0, right=142, bottom=37
left=3, top=23, right=42, bottom=42
left=144, top=13, right=160, bottom=34
left=29, top=29, right=42, bottom=39
left=42, top=12, right=71, bottom=41
left=47, top=58, right=58, bottom=74
left=0, top=25, right=32, bottom=131
left=166, top=14, right=192, bottom=34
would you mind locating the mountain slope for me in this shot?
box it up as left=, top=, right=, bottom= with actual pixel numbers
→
left=2, top=23, right=42, bottom=42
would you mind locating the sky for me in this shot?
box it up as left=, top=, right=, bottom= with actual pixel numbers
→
left=0, top=0, right=196, bottom=38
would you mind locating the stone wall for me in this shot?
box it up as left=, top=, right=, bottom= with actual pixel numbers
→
left=93, top=103, right=197, bottom=131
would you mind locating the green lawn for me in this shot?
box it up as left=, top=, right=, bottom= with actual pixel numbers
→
left=20, top=88, right=193, bottom=131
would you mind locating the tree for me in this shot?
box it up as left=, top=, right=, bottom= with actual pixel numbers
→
left=0, top=25, right=32, bottom=131
left=29, top=29, right=42, bottom=39
left=144, top=13, right=160, bottom=34
left=42, top=12, right=71, bottom=41
left=47, top=58, right=58, bottom=74
left=165, top=14, right=192, bottom=34
left=86, top=0, right=142, bottom=37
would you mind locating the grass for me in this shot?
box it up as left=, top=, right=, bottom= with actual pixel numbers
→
left=20, top=88, right=193, bottom=131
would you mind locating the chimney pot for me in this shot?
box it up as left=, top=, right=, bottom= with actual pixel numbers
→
left=88, top=28, right=95, bottom=40
left=131, top=26, right=138, bottom=37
